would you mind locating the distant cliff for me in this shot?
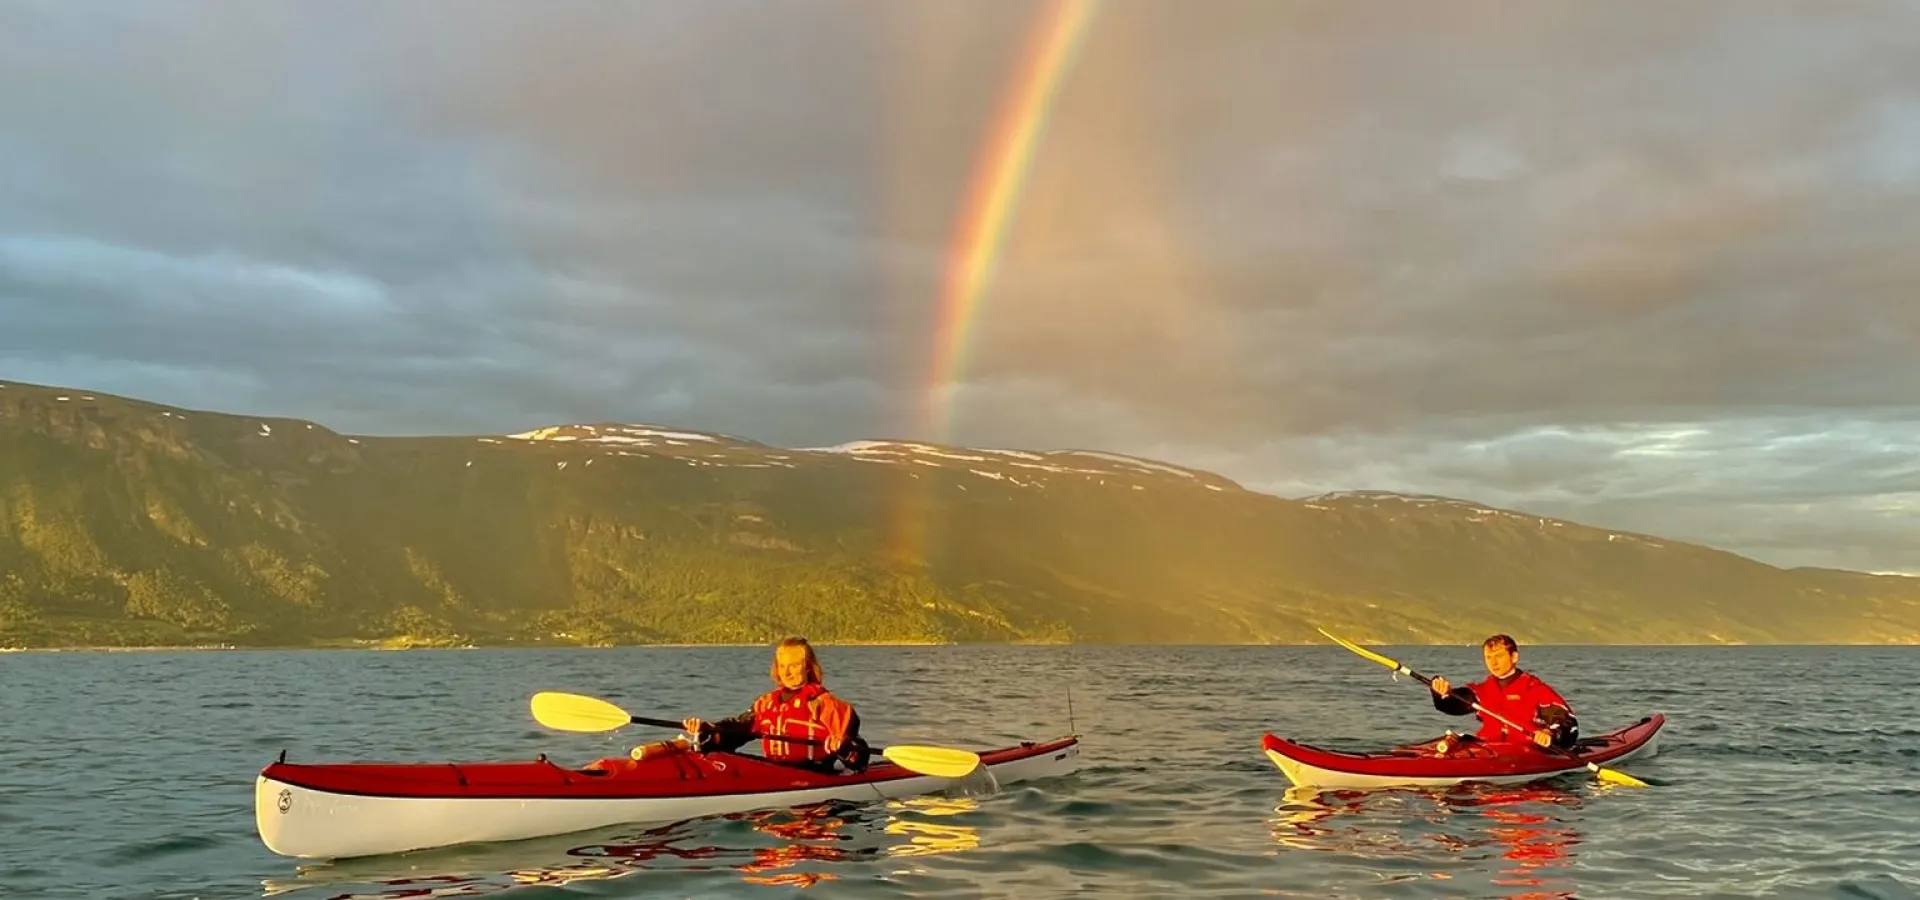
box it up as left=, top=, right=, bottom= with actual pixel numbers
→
left=2, top=378, right=1915, bottom=648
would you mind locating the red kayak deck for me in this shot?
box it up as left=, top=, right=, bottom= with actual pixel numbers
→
left=1263, top=714, right=1664, bottom=781
left=261, top=736, right=1080, bottom=801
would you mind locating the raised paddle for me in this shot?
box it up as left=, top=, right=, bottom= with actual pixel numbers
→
left=1315, top=628, right=1650, bottom=788
left=528, top=690, right=983, bottom=779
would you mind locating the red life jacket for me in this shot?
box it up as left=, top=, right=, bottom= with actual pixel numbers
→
left=1465, top=670, right=1572, bottom=743
left=749, top=683, right=855, bottom=763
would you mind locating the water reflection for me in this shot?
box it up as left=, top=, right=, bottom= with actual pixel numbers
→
left=884, top=797, right=984, bottom=858
left=263, top=796, right=986, bottom=898
left=1270, top=783, right=1584, bottom=899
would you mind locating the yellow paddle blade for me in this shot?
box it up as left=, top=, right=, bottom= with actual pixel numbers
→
left=1317, top=627, right=1403, bottom=671
left=1590, top=764, right=1650, bottom=788
left=881, top=744, right=982, bottom=779
left=530, top=691, right=634, bottom=733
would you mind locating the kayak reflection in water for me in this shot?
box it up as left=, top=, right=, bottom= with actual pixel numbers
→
left=1271, top=783, right=1582, bottom=897
left=1428, top=634, right=1579, bottom=753
left=634, top=636, right=873, bottom=773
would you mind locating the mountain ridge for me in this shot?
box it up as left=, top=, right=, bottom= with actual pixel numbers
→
left=2, top=376, right=1916, bottom=648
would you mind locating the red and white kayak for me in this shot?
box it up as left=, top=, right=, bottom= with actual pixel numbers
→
left=256, top=735, right=1080, bottom=859
left=1262, top=714, right=1663, bottom=790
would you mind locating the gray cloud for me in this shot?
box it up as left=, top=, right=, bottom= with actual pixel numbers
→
left=3, top=0, right=1918, bottom=573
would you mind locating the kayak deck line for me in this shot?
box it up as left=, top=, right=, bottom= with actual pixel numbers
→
left=260, top=737, right=1077, bottom=801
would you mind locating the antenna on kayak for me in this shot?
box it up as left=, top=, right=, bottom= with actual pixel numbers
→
left=1064, top=628, right=1078, bottom=736
left=1067, top=683, right=1076, bottom=735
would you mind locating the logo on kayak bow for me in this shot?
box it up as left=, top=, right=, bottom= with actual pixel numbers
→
left=277, top=788, right=292, bottom=813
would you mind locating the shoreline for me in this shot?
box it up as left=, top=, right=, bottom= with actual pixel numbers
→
left=5, top=639, right=1916, bottom=653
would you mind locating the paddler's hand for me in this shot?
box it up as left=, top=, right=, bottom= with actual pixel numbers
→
left=682, top=717, right=712, bottom=749
left=1532, top=729, right=1553, bottom=748
left=1431, top=676, right=1451, bottom=697
left=824, top=733, right=843, bottom=754
left=835, top=737, right=871, bottom=772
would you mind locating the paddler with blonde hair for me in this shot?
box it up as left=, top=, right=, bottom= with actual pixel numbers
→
left=660, top=636, right=870, bottom=772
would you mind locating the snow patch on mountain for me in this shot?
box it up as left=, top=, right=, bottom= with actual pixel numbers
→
left=1059, top=450, right=1199, bottom=479
left=509, top=423, right=742, bottom=445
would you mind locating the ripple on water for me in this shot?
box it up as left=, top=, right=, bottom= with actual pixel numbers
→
left=108, top=833, right=226, bottom=865
left=1835, top=875, right=1920, bottom=900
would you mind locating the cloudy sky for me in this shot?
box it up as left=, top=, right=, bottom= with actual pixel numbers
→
left=3, top=0, right=1918, bottom=574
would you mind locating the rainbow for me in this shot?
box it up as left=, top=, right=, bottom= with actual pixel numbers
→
left=889, top=0, right=1099, bottom=567
left=917, top=0, right=1100, bottom=444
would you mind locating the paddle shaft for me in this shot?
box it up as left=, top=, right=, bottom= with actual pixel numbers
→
left=1391, top=661, right=1618, bottom=770
left=1393, top=666, right=1540, bottom=740
left=531, top=691, right=980, bottom=778
left=626, top=713, right=844, bottom=751
left=1316, top=629, right=1645, bottom=785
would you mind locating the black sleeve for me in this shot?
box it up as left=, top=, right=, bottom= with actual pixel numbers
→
left=1433, top=685, right=1478, bottom=716
left=703, top=709, right=758, bottom=753
left=1538, top=704, right=1580, bottom=748
left=836, top=710, right=871, bottom=771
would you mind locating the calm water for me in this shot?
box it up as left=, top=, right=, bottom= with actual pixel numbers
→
left=2, top=645, right=1917, bottom=899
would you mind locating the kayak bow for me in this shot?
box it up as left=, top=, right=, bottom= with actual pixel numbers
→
left=255, top=736, right=1080, bottom=860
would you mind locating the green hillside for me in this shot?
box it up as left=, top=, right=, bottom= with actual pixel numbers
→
left=1, top=378, right=1915, bottom=648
